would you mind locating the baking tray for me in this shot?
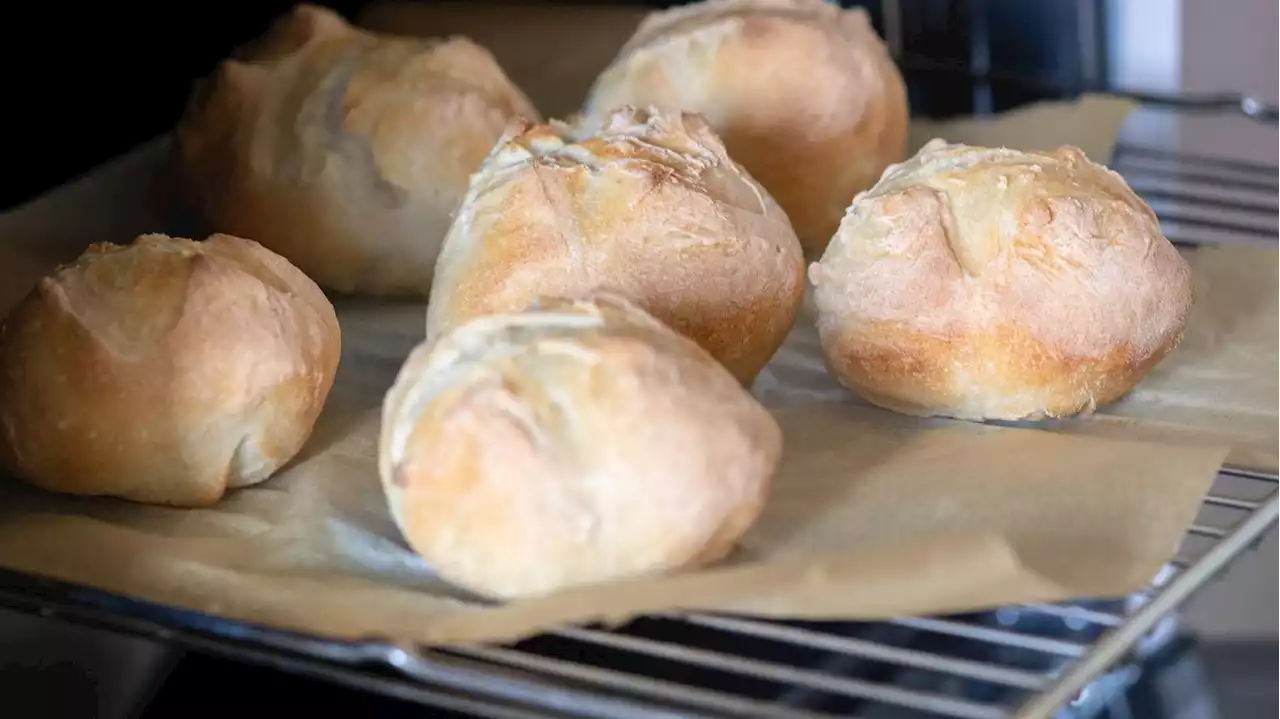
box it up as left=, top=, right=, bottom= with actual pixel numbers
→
left=0, top=94, right=1276, bottom=719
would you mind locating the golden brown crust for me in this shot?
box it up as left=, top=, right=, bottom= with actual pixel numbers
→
left=811, top=140, right=1194, bottom=421
left=583, top=0, right=909, bottom=255
left=0, top=233, right=341, bottom=507
left=380, top=291, right=781, bottom=599
left=175, top=4, right=539, bottom=297
left=426, top=105, right=805, bottom=386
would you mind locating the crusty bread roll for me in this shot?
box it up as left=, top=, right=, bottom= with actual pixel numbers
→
left=175, top=4, right=538, bottom=297
left=0, top=233, right=341, bottom=507
left=380, top=291, right=781, bottom=599
left=810, top=139, right=1194, bottom=421
left=426, top=105, right=805, bottom=386
left=582, top=0, right=908, bottom=256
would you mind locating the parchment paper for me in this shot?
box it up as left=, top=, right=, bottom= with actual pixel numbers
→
left=0, top=6, right=1264, bottom=648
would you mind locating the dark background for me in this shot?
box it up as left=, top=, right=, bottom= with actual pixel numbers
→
left=2, top=1, right=361, bottom=209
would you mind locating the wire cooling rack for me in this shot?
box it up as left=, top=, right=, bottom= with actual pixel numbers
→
left=0, top=105, right=1274, bottom=718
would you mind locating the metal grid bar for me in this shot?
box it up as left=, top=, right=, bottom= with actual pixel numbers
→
left=1016, top=605, right=1122, bottom=629
left=666, top=613, right=1049, bottom=690
left=1111, top=142, right=1279, bottom=253
left=551, top=626, right=1010, bottom=719
left=887, top=617, right=1088, bottom=657
left=448, top=644, right=834, bottom=719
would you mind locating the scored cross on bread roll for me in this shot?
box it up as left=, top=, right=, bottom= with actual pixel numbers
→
left=176, top=4, right=538, bottom=297
left=381, top=292, right=781, bottom=599
left=0, top=233, right=341, bottom=507
left=583, top=0, right=909, bottom=256
left=426, top=105, right=805, bottom=386
left=810, top=139, right=1194, bottom=422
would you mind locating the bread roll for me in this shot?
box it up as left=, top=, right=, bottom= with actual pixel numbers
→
left=0, top=233, right=341, bottom=507
left=583, top=0, right=908, bottom=255
left=380, top=291, right=781, bottom=599
left=427, top=105, right=805, bottom=386
left=175, top=4, right=539, bottom=297
left=810, top=139, right=1194, bottom=421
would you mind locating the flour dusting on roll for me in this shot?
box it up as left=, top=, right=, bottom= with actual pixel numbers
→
left=0, top=233, right=341, bottom=507
left=427, top=105, right=805, bottom=386
left=583, top=0, right=908, bottom=255
left=810, top=139, right=1194, bottom=421
left=381, top=291, right=780, bottom=599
